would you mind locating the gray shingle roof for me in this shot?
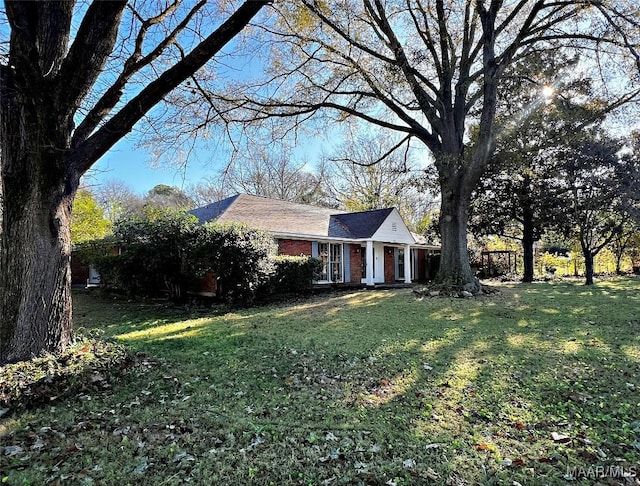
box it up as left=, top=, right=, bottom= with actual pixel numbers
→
left=190, top=194, right=402, bottom=240
left=330, top=208, right=394, bottom=238
left=189, top=194, right=240, bottom=223
left=190, top=194, right=347, bottom=238
left=190, top=194, right=438, bottom=249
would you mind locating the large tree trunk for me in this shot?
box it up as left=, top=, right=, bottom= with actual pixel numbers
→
left=522, top=234, right=535, bottom=283
left=0, top=80, right=78, bottom=363
left=518, top=174, right=536, bottom=283
left=434, top=173, right=481, bottom=293
left=0, top=183, right=76, bottom=363
left=0, top=0, right=266, bottom=364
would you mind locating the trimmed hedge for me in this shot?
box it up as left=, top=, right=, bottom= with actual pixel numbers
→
left=263, top=255, right=323, bottom=295
left=79, top=210, right=320, bottom=306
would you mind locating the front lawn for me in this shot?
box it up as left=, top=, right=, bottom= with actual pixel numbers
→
left=2, top=279, right=640, bottom=485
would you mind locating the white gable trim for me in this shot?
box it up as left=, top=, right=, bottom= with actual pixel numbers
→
left=370, top=208, right=415, bottom=244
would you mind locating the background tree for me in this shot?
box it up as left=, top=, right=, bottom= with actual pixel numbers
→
left=324, top=129, right=436, bottom=229
left=0, top=0, right=269, bottom=364
left=471, top=55, right=609, bottom=282
left=227, top=0, right=640, bottom=292
left=189, top=144, right=329, bottom=206
left=609, top=221, right=640, bottom=275
left=94, top=178, right=144, bottom=225
left=618, top=132, right=640, bottom=226
left=143, top=184, right=194, bottom=211
left=554, top=135, right=627, bottom=285
left=70, top=189, right=112, bottom=244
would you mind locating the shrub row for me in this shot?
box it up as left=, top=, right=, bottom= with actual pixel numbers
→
left=76, top=210, right=320, bottom=305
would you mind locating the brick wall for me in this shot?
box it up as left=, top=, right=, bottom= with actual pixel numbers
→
left=278, top=239, right=312, bottom=256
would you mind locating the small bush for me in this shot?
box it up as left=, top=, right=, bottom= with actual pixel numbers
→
left=263, top=255, right=323, bottom=295
left=189, top=222, right=277, bottom=305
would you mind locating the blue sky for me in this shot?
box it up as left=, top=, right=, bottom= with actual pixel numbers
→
left=84, top=138, right=216, bottom=195
left=83, top=127, right=336, bottom=196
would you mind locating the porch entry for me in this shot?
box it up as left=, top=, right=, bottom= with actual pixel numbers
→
left=365, top=243, right=412, bottom=284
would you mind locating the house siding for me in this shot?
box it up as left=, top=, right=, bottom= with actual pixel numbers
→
left=371, top=209, right=415, bottom=244
left=195, top=271, right=217, bottom=295
left=278, top=239, right=312, bottom=256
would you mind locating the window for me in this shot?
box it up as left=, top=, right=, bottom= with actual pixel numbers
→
left=318, top=243, right=343, bottom=282
left=330, top=244, right=342, bottom=282
left=397, top=248, right=405, bottom=280
left=361, top=247, right=367, bottom=279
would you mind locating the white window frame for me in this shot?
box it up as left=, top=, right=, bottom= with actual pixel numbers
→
left=317, top=242, right=343, bottom=283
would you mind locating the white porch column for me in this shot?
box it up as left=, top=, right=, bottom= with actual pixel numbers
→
left=366, top=240, right=375, bottom=286
left=404, top=244, right=412, bottom=283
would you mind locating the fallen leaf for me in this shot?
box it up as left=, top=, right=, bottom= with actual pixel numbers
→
left=424, top=467, right=439, bottom=479
left=3, top=445, right=24, bottom=456
left=89, top=373, right=105, bottom=383
left=31, top=438, right=46, bottom=451
left=551, top=432, right=571, bottom=443
left=368, top=444, right=381, bottom=453
left=403, top=458, right=416, bottom=468
left=133, top=456, right=149, bottom=475
left=67, top=443, right=83, bottom=453
left=173, top=451, right=195, bottom=463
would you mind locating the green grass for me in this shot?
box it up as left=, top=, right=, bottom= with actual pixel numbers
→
left=2, top=278, right=640, bottom=485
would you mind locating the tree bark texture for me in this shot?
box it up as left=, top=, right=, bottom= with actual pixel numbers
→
left=435, top=169, right=481, bottom=293
left=0, top=65, right=78, bottom=363
left=0, top=0, right=267, bottom=364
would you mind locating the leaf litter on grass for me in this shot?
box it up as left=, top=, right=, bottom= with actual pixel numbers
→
left=3, top=280, right=640, bottom=485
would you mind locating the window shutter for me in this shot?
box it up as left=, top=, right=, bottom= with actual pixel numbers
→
left=343, top=244, right=351, bottom=283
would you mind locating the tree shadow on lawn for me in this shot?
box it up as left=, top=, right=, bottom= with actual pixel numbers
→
left=99, top=281, right=640, bottom=483
left=4, top=281, right=638, bottom=485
